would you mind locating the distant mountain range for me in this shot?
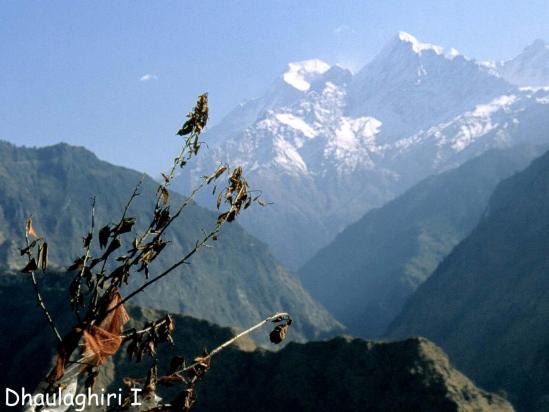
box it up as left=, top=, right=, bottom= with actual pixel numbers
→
left=174, top=33, right=549, bottom=269
left=387, top=146, right=549, bottom=411
left=497, top=39, right=549, bottom=87
left=0, top=141, right=342, bottom=342
left=298, top=145, right=546, bottom=338
left=0, top=273, right=513, bottom=412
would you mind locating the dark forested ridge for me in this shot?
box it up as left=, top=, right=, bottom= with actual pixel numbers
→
left=0, top=274, right=512, bottom=412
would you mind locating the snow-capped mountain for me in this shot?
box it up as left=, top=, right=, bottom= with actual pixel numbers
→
left=179, top=62, right=399, bottom=269
left=350, top=32, right=513, bottom=139
left=175, top=33, right=549, bottom=270
left=204, top=59, right=334, bottom=146
left=498, top=39, right=549, bottom=87
left=388, top=88, right=549, bottom=186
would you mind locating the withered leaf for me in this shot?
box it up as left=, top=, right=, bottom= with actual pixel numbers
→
left=154, top=208, right=171, bottom=230
left=102, top=238, right=122, bottom=259
left=99, top=225, right=111, bottom=249
left=216, top=191, right=223, bottom=210
left=68, top=256, right=85, bottom=271
left=83, top=232, right=93, bottom=249
left=126, top=338, right=139, bottom=361
left=143, top=364, right=158, bottom=400
left=26, top=217, right=37, bottom=238
left=244, top=197, right=252, bottom=209
left=159, top=187, right=169, bottom=206
left=176, top=120, right=193, bottom=137
left=20, top=239, right=38, bottom=256
left=216, top=212, right=228, bottom=224
left=213, top=165, right=227, bottom=179
left=109, top=264, right=129, bottom=285
left=21, top=258, right=38, bottom=273
left=113, top=218, right=136, bottom=235
left=38, top=242, right=48, bottom=271
left=207, top=165, right=227, bottom=184
left=226, top=210, right=236, bottom=222
left=269, top=323, right=289, bottom=344
left=147, top=340, right=156, bottom=356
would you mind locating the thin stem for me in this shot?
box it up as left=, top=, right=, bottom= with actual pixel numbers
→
left=179, top=312, right=290, bottom=373
left=121, top=319, right=168, bottom=339
left=132, top=143, right=189, bottom=251
left=98, top=177, right=143, bottom=276
left=108, top=221, right=223, bottom=313
left=30, top=271, right=62, bottom=343
left=24, top=230, right=62, bottom=343
left=121, top=177, right=209, bottom=274
left=106, top=173, right=245, bottom=314
left=74, top=197, right=96, bottom=319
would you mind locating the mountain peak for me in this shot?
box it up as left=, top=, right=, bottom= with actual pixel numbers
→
left=385, top=31, right=460, bottom=59
left=523, top=38, right=548, bottom=54
left=498, top=38, right=549, bottom=86
left=283, top=59, right=331, bottom=91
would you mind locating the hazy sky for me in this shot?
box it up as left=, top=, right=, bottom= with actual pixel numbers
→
left=2, top=0, right=549, bottom=175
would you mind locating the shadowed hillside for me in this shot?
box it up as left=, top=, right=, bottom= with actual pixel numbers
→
left=0, top=141, right=342, bottom=342
left=0, top=274, right=513, bottom=412
left=299, top=145, right=544, bottom=337
left=387, top=147, right=549, bottom=411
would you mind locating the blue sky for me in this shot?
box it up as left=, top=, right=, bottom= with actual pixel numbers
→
left=2, top=0, right=549, bottom=175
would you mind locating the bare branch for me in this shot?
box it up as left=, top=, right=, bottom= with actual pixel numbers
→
left=22, top=218, right=62, bottom=343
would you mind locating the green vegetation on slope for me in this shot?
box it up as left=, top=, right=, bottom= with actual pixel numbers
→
left=299, top=146, right=544, bottom=337
left=387, top=147, right=549, bottom=411
left=0, top=141, right=342, bottom=342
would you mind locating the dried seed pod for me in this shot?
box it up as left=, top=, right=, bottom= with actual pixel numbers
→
left=269, top=323, right=289, bottom=344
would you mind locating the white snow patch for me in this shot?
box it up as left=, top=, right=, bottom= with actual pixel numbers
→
left=273, top=138, right=308, bottom=174
left=283, top=59, right=331, bottom=91
left=472, top=95, right=517, bottom=117
left=449, top=95, right=517, bottom=152
left=325, top=116, right=382, bottom=170
left=394, top=94, right=520, bottom=157
left=519, top=86, right=549, bottom=92
left=397, top=31, right=460, bottom=59
left=275, top=113, right=317, bottom=138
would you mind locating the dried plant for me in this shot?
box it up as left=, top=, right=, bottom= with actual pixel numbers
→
left=20, top=94, right=292, bottom=411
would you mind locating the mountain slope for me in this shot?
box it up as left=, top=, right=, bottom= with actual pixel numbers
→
left=389, top=88, right=549, bottom=186
left=0, top=141, right=342, bottom=342
left=299, top=145, right=544, bottom=337
left=175, top=33, right=518, bottom=270
left=350, top=32, right=512, bottom=139
left=0, top=274, right=513, bottom=412
left=387, top=147, right=549, bottom=411
left=498, top=39, right=549, bottom=87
